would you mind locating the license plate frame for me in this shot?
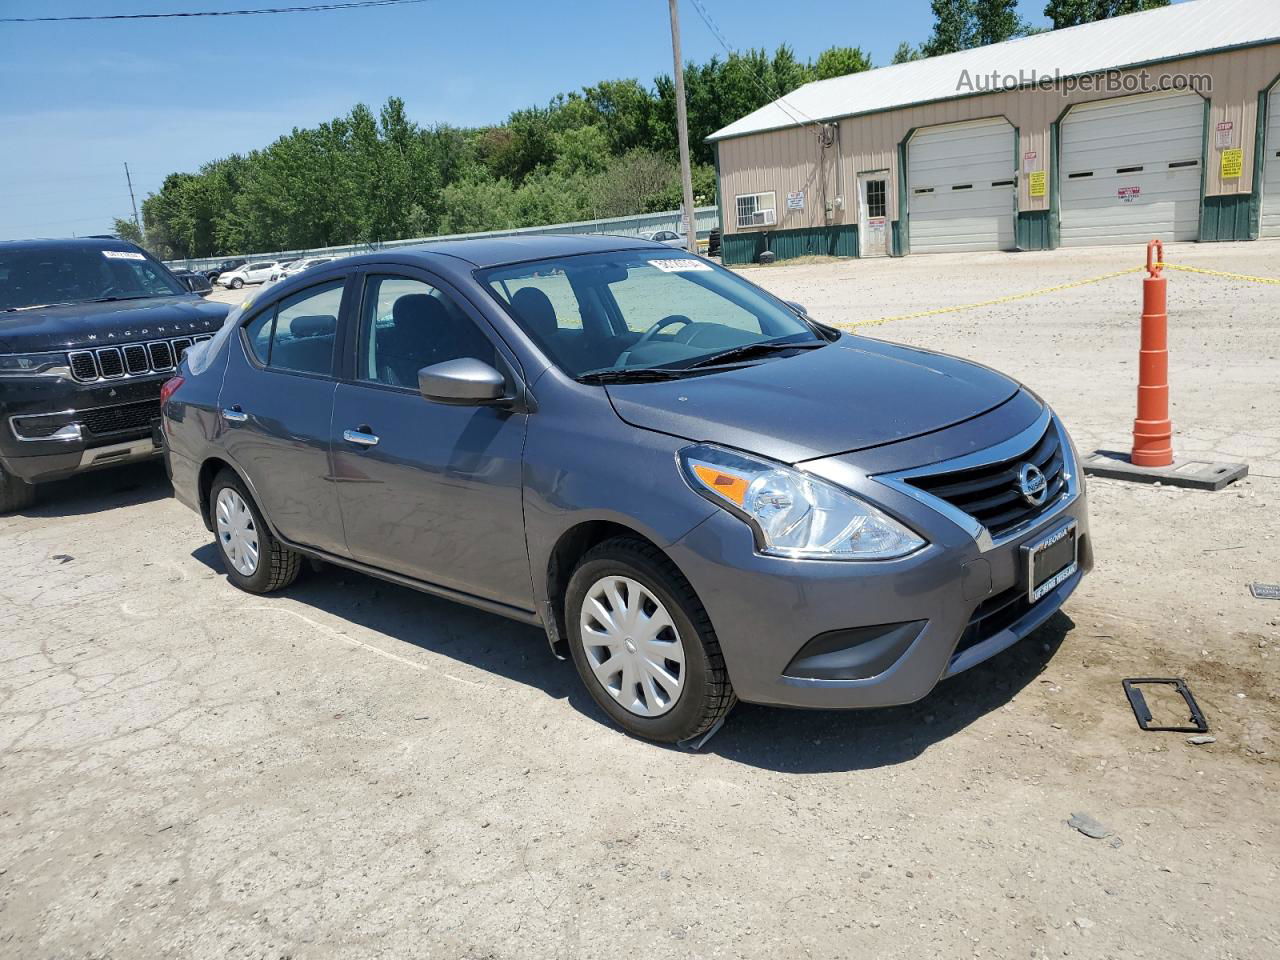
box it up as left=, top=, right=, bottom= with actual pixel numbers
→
left=1024, top=520, right=1078, bottom=604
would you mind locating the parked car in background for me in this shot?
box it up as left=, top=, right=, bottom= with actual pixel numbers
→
left=640, top=229, right=688, bottom=248
left=170, top=269, right=213, bottom=297
left=268, top=257, right=336, bottom=283
left=164, top=234, right=1090, bottom=744
left=0, top=237, right=228, bottom=512
left=204, top=258, right=246, bottom=283
left=217, top=261, right=279, bottom=289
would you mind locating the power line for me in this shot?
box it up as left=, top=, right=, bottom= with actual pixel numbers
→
left=1, top=0, right=432, bottom=23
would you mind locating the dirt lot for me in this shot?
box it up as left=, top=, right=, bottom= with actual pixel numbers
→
left=4, top=242, right=1278, bottom=959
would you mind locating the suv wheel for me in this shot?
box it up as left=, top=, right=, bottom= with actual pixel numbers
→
left=565, top=537, right=735, bottom=743
left=209, top=470, right=300, bottom=593
left=229, top=277, right=244, bottom=289
left=0, top=464, right=36, bottom=514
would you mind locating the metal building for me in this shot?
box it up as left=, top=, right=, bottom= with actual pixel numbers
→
left=708, top=0, right=1280, bottom=264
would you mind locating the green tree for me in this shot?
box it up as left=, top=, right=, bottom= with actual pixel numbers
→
left=891, top=41, right=924, bottom=63
left=922, top=0, right=1028, bottom=55
left=112, top=217, right=144, bottom=246
left=813, top=46, right=872, bottom=81
left=1044, top=0, right=1168, bottom=29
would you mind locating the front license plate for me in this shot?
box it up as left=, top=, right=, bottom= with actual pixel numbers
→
left=1025, top=521, right=1078, bottom=603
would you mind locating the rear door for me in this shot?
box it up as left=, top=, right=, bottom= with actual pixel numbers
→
left=331, top=267, right=532, bottom=610
left=217, top=274, right=352, bottom=556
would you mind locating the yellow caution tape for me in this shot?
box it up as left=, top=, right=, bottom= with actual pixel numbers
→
left=847, top=265, right=1146, bottom=329
left=840, top=259, right=1280, bottom=330
left=1155, top=263, right=1280, bottom=285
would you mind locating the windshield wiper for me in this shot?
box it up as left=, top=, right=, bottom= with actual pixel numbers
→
left=683, top=339, right=827, bottom=369
left=576, top=367, right=698, bottom=385
left=85, top=295, right=156, bottom=304
left=2, top=301, right=75, bottom=312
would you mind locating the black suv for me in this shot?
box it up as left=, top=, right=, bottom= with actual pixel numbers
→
left=204, top=259, right=246, bottom=283
left=0, top=237, right=229, bottom=511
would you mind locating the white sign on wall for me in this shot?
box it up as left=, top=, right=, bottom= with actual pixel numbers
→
left=1216, top=121, right=1234, bottom=149
left=786, top=191, right=805, bottom=211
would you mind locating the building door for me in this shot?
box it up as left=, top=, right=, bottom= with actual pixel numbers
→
left=1262, top=83, right=1280, bottom=238
left=858, top=173, right=890, bottom=257
left=1059, top=91, right=1203, bottom=247
left=907, top=117, right=1016, bottom=254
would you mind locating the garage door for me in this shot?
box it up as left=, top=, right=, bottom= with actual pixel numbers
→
left=1060, top=91, right=1203, bottom=247
left=908, top=117, right=1016, bottom=254
left=1262, top=85, right=1280, bottom=238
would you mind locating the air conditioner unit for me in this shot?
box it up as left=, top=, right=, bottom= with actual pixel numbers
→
left=761, top=208, right=777, bottom=225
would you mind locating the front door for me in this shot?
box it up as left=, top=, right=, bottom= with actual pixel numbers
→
left=217, top=276, right=349, bottom=556
left=858, top=173, right=889, bottom=257
left=331, top=270, right=532, bottom=611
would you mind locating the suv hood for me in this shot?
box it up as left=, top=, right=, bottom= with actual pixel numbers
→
left=0, top=296, right=229, bottom=353
left=605, top=336, right=1021, bottom=463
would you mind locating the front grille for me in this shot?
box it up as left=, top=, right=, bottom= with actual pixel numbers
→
left=906, top=420, right=1066, bottom=540
left=123, top=344, right=150, bottom=375
left=96, top=347, right=125, bottom=378
left=79, top=399, right=161, bottom=437
left=69, top=351, right=98, bottom=380
left=953, top=586, right=1030, bottom=659
left=67, top=332, right=215, bottom=383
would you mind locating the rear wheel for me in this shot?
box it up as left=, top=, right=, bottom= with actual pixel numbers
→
left=565, top=537, right=735, bottom=743
left=0, top=464, right=36, bottom=514
left=208, top=470, right=300, bottom=593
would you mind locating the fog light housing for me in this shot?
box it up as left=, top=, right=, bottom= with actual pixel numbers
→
left=783, top=621, right=925, bottom=681
left=10, top=412, right=81, bottom=441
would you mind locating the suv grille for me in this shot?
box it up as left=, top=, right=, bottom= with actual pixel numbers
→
left=80, top=399, right=160, bottom=437
left=906, top=420, right=1066, bottom=540
left=67, top=334, right=213, bottom=383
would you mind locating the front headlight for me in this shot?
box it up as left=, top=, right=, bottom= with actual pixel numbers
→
left=0, top=352, right=69, bottom=376
left=679, top=444, right=926, bottom=560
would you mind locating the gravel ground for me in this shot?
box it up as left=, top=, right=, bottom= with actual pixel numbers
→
left=3, top=242, right=1278, bottom=959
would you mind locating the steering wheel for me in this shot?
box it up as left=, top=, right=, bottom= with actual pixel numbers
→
left=632, top=314, right=693, bottom=349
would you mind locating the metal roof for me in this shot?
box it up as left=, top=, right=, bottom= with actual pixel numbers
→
left=708, top=0, right=1280, bottom=142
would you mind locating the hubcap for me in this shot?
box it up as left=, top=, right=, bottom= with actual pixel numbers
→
left=215, top=487, right=259, bottom=577
left=579, top=575, right=685, bottom=718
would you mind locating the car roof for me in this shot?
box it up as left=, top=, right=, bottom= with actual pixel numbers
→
left=342, top=233, right=663, bottom=270
left=0, top=236, right=145, bottom=254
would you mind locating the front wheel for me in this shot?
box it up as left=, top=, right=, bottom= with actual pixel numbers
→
left=565, top=537, right=734, bottom=743
left=0, top=464, right=36, bottom=514
left=230, top=277, right=244, bottom=289
left=208, top=470, right=300, bottom=593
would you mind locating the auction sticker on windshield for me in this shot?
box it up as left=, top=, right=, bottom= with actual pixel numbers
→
left=102, top=250, right=146, bottom=260
left=649, top=259, right=711, bottom=272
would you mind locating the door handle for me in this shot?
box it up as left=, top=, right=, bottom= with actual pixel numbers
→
left=343, top=428, right=379, bottom=447
left=221, top=405, right=249, bottom=423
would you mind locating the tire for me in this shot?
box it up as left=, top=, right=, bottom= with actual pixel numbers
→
left=208, top=469, right=300, bottom=594
left=230, top=277, right=244, bottom=290
left=565, top=537, right=735, bottom=743
left=0, top=464, right=36, bottom=514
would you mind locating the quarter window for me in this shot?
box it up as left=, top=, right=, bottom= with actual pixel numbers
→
left=358, top=275, right=495, bottom=388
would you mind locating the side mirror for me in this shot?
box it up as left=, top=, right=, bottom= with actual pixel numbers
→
left=178, top=274, right=212, bottom=296
left=785, top=300, right=809, bottom=317
left=418, top=358, right=507, bottom=405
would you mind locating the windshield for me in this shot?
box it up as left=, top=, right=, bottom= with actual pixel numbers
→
left=480, top=251, right=822, bottom=379
left=0, top=245, right=184, bottom=311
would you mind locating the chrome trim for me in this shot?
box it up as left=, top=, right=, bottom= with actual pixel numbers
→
left=77, top=437, right=158, bottom=469
left=68, top=350, right=99, bottom=381
left=874, top=409, right=1079, bottom=552
left=146, top=340, right=175, bottom=371
left=9, top=410, right=82, bottom=442
left=221, top=407, right=249, bottom=423
left=64, top=332, right=217, bottom=383
left=95, top=346, right=125, bottom=379
left=343, top=429, right=379, bottom=447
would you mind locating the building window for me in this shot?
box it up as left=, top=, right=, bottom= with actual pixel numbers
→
left=735, top=192, right=777, bottom=229
left=865, top=180, right=887, bottom=219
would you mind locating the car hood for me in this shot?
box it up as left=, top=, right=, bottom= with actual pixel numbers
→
left=0, top=296, right=229, bottom=353
left=605, top=335, right=1021, bottom=463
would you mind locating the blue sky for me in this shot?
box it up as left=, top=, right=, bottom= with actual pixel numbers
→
left=0, top=0, right=1059, bottom=241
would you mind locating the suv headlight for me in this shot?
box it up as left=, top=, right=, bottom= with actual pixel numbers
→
left=679, top=444, right=925, bottom=560
left=0, top=352, right=70, bottom=376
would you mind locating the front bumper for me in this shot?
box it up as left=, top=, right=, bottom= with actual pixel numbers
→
left=0, top=373, right=167, bottom=483
left=665, top=413, right=1093, bottom=710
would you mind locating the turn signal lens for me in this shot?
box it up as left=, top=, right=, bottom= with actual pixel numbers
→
left=680, top=443, right=926, bottom=561
left=159, top=375, right=184, bottom=407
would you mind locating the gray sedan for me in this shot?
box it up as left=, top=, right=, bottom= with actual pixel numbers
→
left=162, top=235, right=1090, bottom=743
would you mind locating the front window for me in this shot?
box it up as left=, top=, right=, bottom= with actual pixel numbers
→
left=480, top=251, right=824, bottom=381
left=0, top=244, right=184, bottom=312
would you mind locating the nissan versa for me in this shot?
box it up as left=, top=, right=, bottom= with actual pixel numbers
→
left=163, top=235, right=1091, bottom=743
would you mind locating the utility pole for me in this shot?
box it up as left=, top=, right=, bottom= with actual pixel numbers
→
left=667, top=0, right=697, bottom=254
left=124, top=162, right=140, bottom=231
